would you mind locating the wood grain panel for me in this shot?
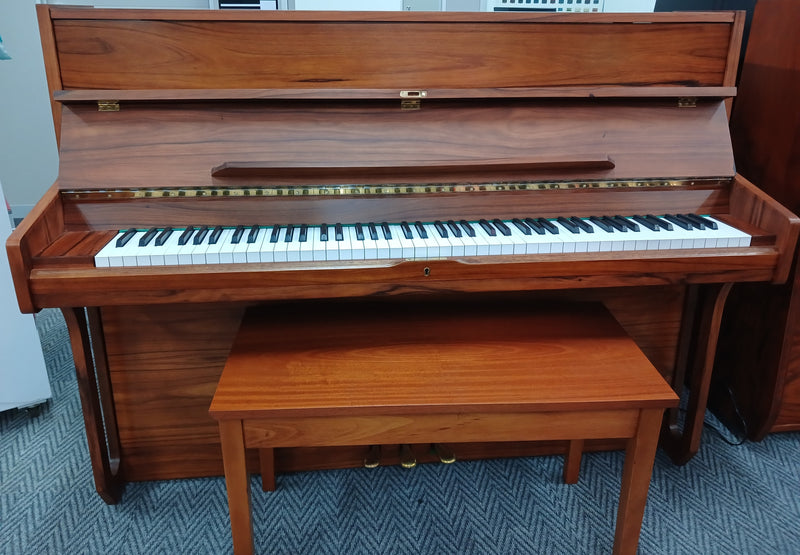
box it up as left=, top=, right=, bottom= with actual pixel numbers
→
left=56, top=100, right=736, bottom=190
left=52, top=19, right=732, bottom=91
left=100, top=290, right=680, bottom=481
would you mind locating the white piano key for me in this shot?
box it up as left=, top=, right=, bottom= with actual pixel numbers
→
left=348, top=226, right=366, bottom=260
left=409, top=225, right=431, bottom=259
left=321, top=227, right=340, bottom=261
left=299, top=227, right=315, bottom=262
left=272, top=228, right=289, bottom=262
left=392, top=224, right=416, bottom=258
left=425, top=223, right=450, bottom=258
left=205, top=228, right=234, bottom=264
left=385, top=225, right=405, bottom=258
left=371, top=224, right=390, bottom=259
left=95, top=231, right=126, bottom=267
left=246, top=227, right=266, bottom=263
left=337, top=226, right=353, bottom=261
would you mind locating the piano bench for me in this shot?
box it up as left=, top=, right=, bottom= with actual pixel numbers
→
left=209, top=301, right=678, bottom=555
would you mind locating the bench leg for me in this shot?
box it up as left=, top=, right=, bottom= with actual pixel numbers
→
left=259, top=448, right=276, bottom=492
left=563, top=439, right=584, bottom=484
left=219, top=420, right=254, bottom=555
left=612, top=408, right=663, bottom=555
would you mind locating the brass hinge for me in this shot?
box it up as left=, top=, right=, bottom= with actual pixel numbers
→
left=400, top=90, right=427, bottom=110
left=97, top=100, right=120, bottom=112
left=678, top=97, right=697, bottom=108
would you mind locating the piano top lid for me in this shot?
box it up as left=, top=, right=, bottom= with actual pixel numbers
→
left=40, top=7, right=743, bottom=96
left=39, top=7, right=745, bottom=188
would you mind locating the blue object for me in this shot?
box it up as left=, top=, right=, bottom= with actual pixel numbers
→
left=0, top=35, right=11, bottom=60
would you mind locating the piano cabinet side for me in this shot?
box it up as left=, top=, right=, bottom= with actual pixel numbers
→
left=5, top=184, right=65, bottom=313
left=729, top=174, right=800, bottom=284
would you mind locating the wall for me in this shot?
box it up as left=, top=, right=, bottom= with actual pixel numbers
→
left=0, top=0, right=59, bottom=218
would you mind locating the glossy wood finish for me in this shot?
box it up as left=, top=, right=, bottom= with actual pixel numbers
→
left=211, top=302, right=675, bottom=555
left=8, top=7, right=798, bottom=503
left=51, top=19, right=732, bottom=92
left=53, top=100, right=735, bottom=191
left=61, top=307, right=122, bottom=504
left=99, top=289, right=677, bottom=483
left=712, top=0, right=800, bottom=439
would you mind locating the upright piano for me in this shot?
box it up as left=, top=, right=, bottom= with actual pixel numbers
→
left=8, top=6, right=799, bottom=504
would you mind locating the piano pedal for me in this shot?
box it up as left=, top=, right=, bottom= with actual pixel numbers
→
left=399, top=444, right=417, bottom=469
left=431, top=443, right=456, bottom=464
left=363, top=445, right=381, bottom=469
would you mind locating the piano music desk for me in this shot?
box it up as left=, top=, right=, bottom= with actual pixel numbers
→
left=210, top=302, right=677, bottom=555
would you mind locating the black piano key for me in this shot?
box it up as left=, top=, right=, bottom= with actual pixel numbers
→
left=601, top=216, right=627, bottom=232
left=492, top=218, right=512, bottom=237
left=632, top=215, right=659, bottom=231
left=678, top=214, right=704, bottom=230
left=381, top=222, right=392, bottom=240
left=459, top=220, right=476, bottom=237
left=355, top=223, right=365, bottom=241
left=613, top=215, right=639, bottom=232
left=537, top=218, right=560, bottom=235
left=247, top=225, right=260, bottom=244
left=684, top=213, right=718, bottom=230
left=155, top=227, right=173, bottom=246
left=646, top=214, right=673, bottom=231
left=284, top=224, right=295, bottom=242
left=208, top=226, right=224, bottom=245
left=400, top=221, right=413, bottom=240
left=178, top=226, right=196, bottom=246
left=232, top=225, right=245, bottom=244
left=414, top=221, right=428, bottom=239
left=116, top=228, right=138, bottom=248
left=299, top=224, right=308, bottom=243
left=523, top=218, right=546, bottom=235
left=434, top=220, right=449, bottom=238
left=446, top=220, right=462, bottom=238
left=319, top=223, right=329, bottom=242
left=569, top=217, right=593, bottom=233
left=367, top=222, right=378, bottom=241
left=194, top=225, right=210, bottom=245
left=589, top=216, right=613, bottom=233
left=663, top=214, right=692, bottom=230
left=511, top=218, right=531, bottom=235
left=335, top=223, right=344, bottom=241
left=138, top=227, right=159, bottom=247
left=270, top=225, right=281, bottom=243
left=478, top=219, right=496, bottom=237
left=556, top=217, right=580, bottom=233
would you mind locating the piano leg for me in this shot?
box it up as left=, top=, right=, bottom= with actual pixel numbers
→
left=663, top=283, right=733, bottom=464
left=62, top=307, right=124, bottom=504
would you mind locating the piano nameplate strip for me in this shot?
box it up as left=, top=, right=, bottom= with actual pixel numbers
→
left=60, top=178, right=727, bottom=201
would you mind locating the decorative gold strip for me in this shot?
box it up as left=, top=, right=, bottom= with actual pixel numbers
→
left=61, top=179, right=722, bottom=201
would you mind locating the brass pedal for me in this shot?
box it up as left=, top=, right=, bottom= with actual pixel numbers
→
left=399, top=444, right=417, bottom=469
left=363, top=445, right=381, bottom=469
left=432, top=443, right=456, bottom=464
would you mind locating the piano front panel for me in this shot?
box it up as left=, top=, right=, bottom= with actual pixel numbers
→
left=102, top=287, right=684, bottom=481
left=55, top=100, right=736, bottom=191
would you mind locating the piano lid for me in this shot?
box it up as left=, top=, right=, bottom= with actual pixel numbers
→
left=39, top=7, right=744, bottom=188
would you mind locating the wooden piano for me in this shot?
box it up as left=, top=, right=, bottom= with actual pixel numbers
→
left=8, top=6, right=799, bottom=504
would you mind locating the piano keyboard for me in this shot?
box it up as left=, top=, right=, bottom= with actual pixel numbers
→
left=94, top=214, right=751, bottom=268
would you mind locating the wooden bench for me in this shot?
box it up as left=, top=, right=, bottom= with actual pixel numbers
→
left=209, top=301, right=678, bottom=555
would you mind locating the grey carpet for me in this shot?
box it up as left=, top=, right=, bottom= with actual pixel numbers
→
left=1, top=309, right=799, bottom=554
